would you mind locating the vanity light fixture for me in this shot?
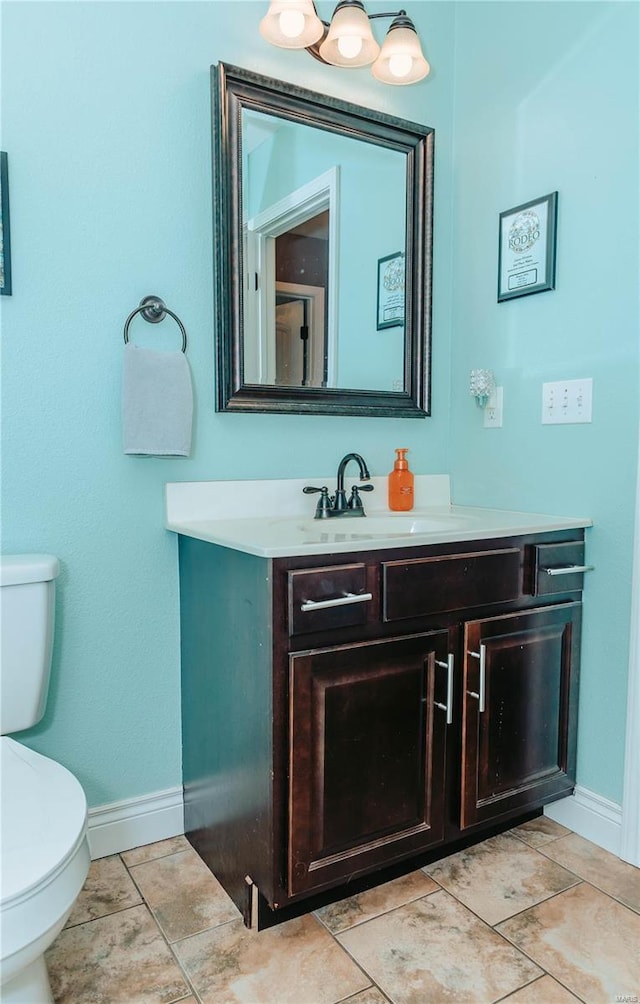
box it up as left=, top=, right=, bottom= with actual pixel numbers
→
left=260, top=0, right=324, bottom=49
left=259, top=0, right=430, bottom=86
left=470, top=369, right=496, bottom=409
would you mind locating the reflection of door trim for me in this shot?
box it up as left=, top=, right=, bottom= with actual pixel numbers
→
left=246, top=168, right=338, bottom=386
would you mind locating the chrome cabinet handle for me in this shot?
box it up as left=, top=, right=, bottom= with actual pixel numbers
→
left=435, top=654, right=454, bottom=724
left=467, top=644, right=486, bottom=713
left=300, top=591, right=373, bottom=612
left=542, top=564, right=594, bottom=576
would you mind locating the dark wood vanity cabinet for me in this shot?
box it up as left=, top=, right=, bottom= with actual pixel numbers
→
left=288, top=630, right=450, bottom=897
left=460, top=603, right=581, bottom=829
left=178, top=529, right=585, bottom=928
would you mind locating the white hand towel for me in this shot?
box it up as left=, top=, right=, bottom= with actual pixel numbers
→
left=122, top=344, right=193, bottom=457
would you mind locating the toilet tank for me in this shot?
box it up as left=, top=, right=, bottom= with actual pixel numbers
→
left=1, top=554, right=60, bottom=734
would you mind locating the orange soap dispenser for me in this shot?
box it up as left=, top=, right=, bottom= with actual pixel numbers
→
left=388, top=448, right=414, bottom=511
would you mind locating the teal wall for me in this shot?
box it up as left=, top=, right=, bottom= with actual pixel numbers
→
left=0, top=1, right=455, bottom=806
left=2, top=1, right=637, bottom=810
left=449, top=2, right=639, bottom=802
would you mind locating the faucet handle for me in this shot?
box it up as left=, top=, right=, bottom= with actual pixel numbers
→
left=303, top=485, right=333, bottom=518
left=348, top=483, right=374, bottom=511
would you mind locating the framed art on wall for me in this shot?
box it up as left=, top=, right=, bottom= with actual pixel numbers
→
left=498, top=191, right=557, bottom=302
left=1, top=152, right=12, bottom=296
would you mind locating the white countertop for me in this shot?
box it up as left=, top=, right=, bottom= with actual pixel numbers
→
left=165, top=477, right=592, bottom=558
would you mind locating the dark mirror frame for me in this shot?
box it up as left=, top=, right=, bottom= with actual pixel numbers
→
left=212, top=62, right=434, bottom=418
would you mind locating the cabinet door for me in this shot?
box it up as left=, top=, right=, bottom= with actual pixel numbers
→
left=461, top=603, right=581, bottom=829
left=288, top=631, right=451, bottom=896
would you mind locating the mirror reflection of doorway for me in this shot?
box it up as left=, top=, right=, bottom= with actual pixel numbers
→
left=275, top=284, right=326, bottom=387
left=274, top=209, right=328, bottom=387
left=244, top=168, right=338, bottom=388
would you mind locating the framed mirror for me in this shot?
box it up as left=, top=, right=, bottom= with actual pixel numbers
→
left=212, top=62, right=434, bottom=418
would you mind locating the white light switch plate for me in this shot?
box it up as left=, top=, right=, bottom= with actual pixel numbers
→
left=542, top=378, right=593, bottom=424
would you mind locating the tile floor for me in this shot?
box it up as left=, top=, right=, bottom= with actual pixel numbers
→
left=46, top=818, right=640, bottom=1004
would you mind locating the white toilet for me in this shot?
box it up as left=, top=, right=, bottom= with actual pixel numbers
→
left=0, top=555, right=90, bottom=1004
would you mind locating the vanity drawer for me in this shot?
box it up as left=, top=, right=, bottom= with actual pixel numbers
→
left=288, top=563, right=371, bottom=636
left=382, top=547, right=521, bottom=621
left=528, top=541, right=590, bottom=596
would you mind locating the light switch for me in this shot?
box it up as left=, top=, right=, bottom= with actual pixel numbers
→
left=542, top=379, right=593, bottom=424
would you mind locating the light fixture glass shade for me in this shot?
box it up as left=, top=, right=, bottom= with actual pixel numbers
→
left=371, top=20, right=430, bottom=85
left=470, top=369, right=495, bottom=408
left=319, top=1, right=380, bottom=68
left=259, top=0, right=324, bottom=49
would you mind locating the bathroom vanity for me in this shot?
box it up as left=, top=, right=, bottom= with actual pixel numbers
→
left=167, top=479, right=591, bottom=929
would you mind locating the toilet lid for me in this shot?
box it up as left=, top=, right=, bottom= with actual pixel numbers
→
left=1, top=737, right=88, bottom=904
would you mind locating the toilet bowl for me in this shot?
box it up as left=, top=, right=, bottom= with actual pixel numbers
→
left=0, top=556, right=91, bottom=1004
left=1, top=738, right=90, bottom=1003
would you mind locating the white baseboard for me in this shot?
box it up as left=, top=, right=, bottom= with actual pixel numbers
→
left=87, top=786, right=184, bottom=859
left=86, top=782, right=623, bottom=865
left=544, top=785, right=623, bottom=857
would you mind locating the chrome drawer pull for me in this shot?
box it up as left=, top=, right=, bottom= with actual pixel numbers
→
left=300, top=591, right=373, bottom=612
left=435, top=654, right=454, bottom=724
left=468, top=645, right=486, bottom=713
left=542, top=564, right=594, bottom=577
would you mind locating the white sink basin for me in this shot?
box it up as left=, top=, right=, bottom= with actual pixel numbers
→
left=295, top=514, right=471, bottom=536
left=353, top=514, right=471, bottom=534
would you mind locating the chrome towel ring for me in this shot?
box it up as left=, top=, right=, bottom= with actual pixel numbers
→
left=123, top=296, right=187, bottom=353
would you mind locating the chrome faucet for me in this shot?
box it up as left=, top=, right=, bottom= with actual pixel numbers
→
left=303, top=453, right=374, bottom=519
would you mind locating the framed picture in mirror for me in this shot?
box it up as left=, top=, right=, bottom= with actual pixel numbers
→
left=377, top=252, right=405, bottom=330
